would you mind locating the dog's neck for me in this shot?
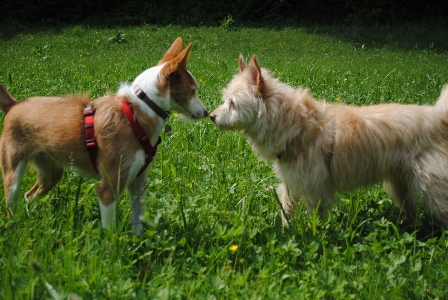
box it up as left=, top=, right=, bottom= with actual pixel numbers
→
left=130, top=64, right=172, bottom=113
left=243, top=126, right=282, bottom=161
left=121, top=94, right=166, bottom=146
left=133, top=85, right=170, bottom=120
left=239, top=98, right=291, bottom=160
left=242, top=90, right=327, bottom=161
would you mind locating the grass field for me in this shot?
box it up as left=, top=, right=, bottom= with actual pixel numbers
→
left=0, top=22, right=448, bottom=299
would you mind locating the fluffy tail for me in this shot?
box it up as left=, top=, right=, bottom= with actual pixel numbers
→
left=435, top=84, right=448, bottom=115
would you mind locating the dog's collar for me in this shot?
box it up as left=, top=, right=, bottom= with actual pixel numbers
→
left=133, top=85, right=170, bottom=120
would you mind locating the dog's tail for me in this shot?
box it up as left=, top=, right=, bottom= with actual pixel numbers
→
left=0, top=84, right=18, bottom=114
left=435, top=84, right=448, bottom=115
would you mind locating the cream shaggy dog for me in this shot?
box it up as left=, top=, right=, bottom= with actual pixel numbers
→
left=210, top=55, right=448, bottom=227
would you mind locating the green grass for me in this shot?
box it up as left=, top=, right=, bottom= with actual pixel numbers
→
left=0, top=23, right=448, bottom=299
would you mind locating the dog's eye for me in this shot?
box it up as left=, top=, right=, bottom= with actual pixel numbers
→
left=191, top=88, right=196, bottom=96
left=229, top=99, right=235, bottom=109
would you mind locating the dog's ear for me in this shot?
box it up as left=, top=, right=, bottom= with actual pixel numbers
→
left=158, top=37, right=184, bottom=65
left=158, top=42, right=192, bottom=89
left=177, top=42, right=192, bottom=70
left=238, top=55, right=246, bottom=72
left=247, top=55, right=264, bottom=97
left=160, top=42, right=191, bottom=75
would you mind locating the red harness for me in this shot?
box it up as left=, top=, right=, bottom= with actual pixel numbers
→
left=83, top=102, right=161, bottom=176
left=121, top=101, right=161, bottom=175
left=84, top=105, right=98, bottom=173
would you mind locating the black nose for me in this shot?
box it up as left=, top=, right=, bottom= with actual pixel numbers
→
left=203, top=109, right=209, bottom=117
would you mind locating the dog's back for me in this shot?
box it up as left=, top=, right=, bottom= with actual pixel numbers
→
left=0, top=85, right=17, bottom=114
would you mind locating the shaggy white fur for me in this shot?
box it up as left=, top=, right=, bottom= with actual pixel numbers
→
left=210, top=55, right=448, bottom=227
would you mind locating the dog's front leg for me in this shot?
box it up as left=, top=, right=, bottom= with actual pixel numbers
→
left=128, top=170, right=149, bottom=236
left=95, top=183, right=118, bottom=231
left=277, top=182, right=297, bottom=221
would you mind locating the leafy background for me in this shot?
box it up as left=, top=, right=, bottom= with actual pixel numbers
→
left=1, top=0, right=447, bottom=26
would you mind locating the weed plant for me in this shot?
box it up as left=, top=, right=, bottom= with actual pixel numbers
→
left=0, top=24, right=447, bottom=299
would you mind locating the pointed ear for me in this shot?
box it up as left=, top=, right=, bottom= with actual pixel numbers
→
left=178, top=42, right=192, bottom=70
left=238, top=55, right=246, bottom=72
left=157, top=37, right=184, bottom=65
left=160, top=42, right=191, bottom=76
left=158, top=42, right=192, bottom=90
left=247, top=55, right=264, bottom=96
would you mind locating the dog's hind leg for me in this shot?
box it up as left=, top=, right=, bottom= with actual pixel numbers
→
left=2, top=160, right=27, bottom=217
left=383, top=177, right=417, bottom=222
left=25, top=153, right=64, bottom=199
left=411, top=149, right=448, bottom=228
left=0, top=136, right=32, bottom=216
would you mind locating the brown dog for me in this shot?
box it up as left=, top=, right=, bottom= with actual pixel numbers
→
left=0, top=37, right=208, bottom=235
left=210, top=55, right=448, bottom=228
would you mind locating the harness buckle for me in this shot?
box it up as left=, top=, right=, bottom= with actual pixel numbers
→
left=138, top=133, right=149, bottom=144
left=86, top=139, right=97, bottom=149
left=84, top=105, right=96, bottom=116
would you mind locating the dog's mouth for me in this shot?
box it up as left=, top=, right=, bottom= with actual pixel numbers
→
left=178, top=107, right=209, bottom=120
left=209, top=113, right=217, bottom=124
left=208, top=114, right=230, bottom=130
left=186, top=109, right=200, bottom=119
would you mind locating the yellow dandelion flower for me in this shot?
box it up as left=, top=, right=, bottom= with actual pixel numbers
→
left=335, top=97, right=340, bottom=101
left=229, top=245, right=238, bottom=252
left=199, top=78, right=203, bottom=83
left=172, top=112, right=179, bottom=117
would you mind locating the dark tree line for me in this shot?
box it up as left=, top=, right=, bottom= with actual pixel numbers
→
left=1, top=0, right=446, bottom=26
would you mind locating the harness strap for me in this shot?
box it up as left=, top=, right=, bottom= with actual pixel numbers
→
left=122, top=101, right=161, bottom=175
left=83, top=102, right=161, bottom=176
left=84, top=105, right=98, bottom=173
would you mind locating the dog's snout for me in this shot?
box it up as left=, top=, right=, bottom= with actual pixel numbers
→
left=209, top=112, right=216, bottom=122
left=203, top=109, right=209, bottom=118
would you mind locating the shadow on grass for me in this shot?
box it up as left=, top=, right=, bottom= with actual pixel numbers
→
left=1, top=16, right=447, bottom=52
left=302, top=23, right=448, bottom=52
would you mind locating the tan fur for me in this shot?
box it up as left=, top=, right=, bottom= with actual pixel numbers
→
left=0, top=37, right=208, bottom=235
left=211, top=55, right=448, bottom=228
left=0, top=94, right=143, bottom=201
